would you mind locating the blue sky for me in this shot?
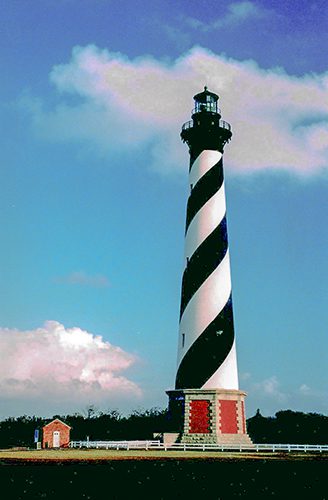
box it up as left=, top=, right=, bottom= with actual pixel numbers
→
left=1, top=0, right=328, bottom=418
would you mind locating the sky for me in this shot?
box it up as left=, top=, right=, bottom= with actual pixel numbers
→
left=1, top=0, right=328, bottom=420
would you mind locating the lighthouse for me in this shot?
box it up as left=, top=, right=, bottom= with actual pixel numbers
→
left=167, top=87, right=252, bottom=445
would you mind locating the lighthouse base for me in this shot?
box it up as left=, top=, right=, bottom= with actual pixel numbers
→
left=166, top=388, right=253, bottom=445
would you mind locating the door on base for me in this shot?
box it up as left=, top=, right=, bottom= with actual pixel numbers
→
left=53, top=431, right=60, bottom=448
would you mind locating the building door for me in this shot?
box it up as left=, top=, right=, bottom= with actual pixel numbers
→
left=53, top=431, right=60, bottom=448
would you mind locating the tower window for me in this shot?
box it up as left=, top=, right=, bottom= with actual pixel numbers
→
left=182, top=333, right=185, bottom=348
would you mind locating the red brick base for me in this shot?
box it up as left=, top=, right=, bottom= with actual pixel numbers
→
left=190, top=400, right=210, bottom=433
left=220, top=400, right=238, bottom=433
left=167, top=388, right=253, bottom=445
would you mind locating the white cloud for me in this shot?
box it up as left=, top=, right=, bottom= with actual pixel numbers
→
left=252, top=375, right=287, bottom=403
left=55, top=271, right=110, bottom=287
left=243, top=375, right=328, bottom=417
left=186, top=1, right=267, bottom=31
left=299, top=383, right=311, bottom=395
left=228, top=0, right=262, bottom=20
left=297, top=383, right=328, bottom=407
left=24, top=44, right=328, bottom=176
left=240, top=371, right=251, bottom=381
left=0, top=321, right=142, bottom=417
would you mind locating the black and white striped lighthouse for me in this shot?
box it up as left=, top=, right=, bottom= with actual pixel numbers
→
left=167, top=88, right=252, bottom=445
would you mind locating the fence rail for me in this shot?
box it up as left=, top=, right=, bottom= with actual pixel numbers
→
left=69, top=440, right=328, bottom=453
left=70, top=440, right=161, bottom=450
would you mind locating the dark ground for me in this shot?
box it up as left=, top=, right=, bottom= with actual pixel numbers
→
left=1, top=457, right=327, bottom=499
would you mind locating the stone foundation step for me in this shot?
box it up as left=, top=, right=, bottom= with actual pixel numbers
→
left=180, top=433, right=254, bottom=446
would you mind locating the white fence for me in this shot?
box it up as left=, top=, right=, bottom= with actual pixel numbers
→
left=69, top=440, right=328, bottom=453
left=70, top=440, right=162, bottom=450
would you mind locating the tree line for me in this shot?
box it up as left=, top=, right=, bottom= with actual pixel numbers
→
left=0, top=407, right=327, bottom=448
left=247, top=409, right=328, bottom=444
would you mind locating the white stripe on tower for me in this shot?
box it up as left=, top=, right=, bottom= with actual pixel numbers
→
left=184, top=179, right=226, bottom=260
left=175, top=149, right=239, bottom=390
left=179, top=250, right=232, bottom=355
left=189, top=150, right=222, bottom=187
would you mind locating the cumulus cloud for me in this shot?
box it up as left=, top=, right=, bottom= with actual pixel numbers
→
left=296, top=383, right=328, bottom=407
left=0, top=321, right=141, bottom=416
left=227, top=0, right=265, bottom=22
left=244, top=374, right=328, bottom=416
left=299, top=383, right=311, bottom=395
left=252, top=375, right=287, bottom=403
left=55, top=271, right=110, bottom=287
left=25, top=44, right=328, bottom=175
left=185, top=1, right=268, bottom=31
left=240, top=371, right=251, bottom=381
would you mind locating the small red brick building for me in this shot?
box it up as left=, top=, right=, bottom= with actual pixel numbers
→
left=42, top=419, right=71, bottom=448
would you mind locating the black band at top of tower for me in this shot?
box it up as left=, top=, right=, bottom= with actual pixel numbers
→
left=180, top=87, right=232, bottom=158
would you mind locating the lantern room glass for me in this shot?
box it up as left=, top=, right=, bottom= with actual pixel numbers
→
left=194, top=96, right=218, bottom=114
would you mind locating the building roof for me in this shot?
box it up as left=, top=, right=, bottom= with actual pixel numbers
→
left=42, top=418, right=71, bottom=429
left=193, top=86, right=219, bottom=103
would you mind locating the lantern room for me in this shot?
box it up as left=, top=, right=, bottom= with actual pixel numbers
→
left=192, top=86, right=220, bottom=116
left=180, top=86, right=232, bottom=156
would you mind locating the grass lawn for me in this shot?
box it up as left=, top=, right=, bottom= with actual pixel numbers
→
left=1, top=448, right=327, bottom=498
left=1, top=448, right=327, bottom=462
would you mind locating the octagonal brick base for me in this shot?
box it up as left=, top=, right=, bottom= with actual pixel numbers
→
left=166, top=388, right=253, bottom=445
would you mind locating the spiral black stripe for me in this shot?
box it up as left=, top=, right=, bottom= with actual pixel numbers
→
left=175, top=296, right=234, bottom=389
left=185, top=158, right=224, bottom=232
left=177, top=93, right=237, bottom=391
left=180, top=217, right=228, bottom=319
